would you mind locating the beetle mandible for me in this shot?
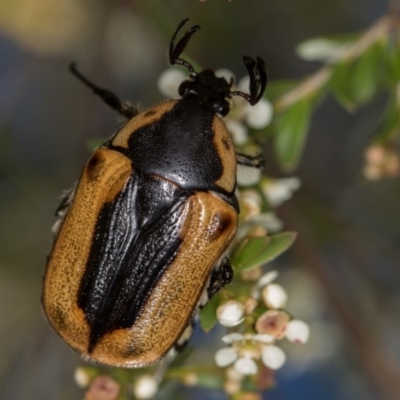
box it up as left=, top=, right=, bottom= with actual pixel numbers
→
left=42, top=18, right=267, bottom=367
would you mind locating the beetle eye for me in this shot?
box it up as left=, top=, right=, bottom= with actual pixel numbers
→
left=178, top=82, right=188, bottom=96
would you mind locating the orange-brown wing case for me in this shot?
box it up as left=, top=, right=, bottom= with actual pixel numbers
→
left=43, top=147, right=237, bottom=367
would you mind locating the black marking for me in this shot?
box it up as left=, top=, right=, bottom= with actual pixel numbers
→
left=113, top=97, right=229, bottom=194
left=206, top=212, right=233, bottom=242
left=77, top=173, right=190, bottom=352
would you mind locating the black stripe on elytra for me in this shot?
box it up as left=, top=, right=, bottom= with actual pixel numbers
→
left=77, top=173, right=190, bottom=352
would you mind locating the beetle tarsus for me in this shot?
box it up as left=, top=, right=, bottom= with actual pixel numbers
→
left=207, top=257, right=234, bottom=299
left=235, top=151, right=265, bottom=168
left=69, top=63, right=138, bottom=119
left=169, top=18, right=200, bottom=74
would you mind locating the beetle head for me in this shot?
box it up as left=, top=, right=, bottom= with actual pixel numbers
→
left=178, top=70, right=233, bottom=116
left=170, top=19, right=268, bottom=118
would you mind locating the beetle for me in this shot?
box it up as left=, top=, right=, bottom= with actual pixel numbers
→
left=42, top=18, right=267, bottom=368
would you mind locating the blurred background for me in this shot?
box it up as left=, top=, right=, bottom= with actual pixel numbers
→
left=0, top=0, right=399, bottom=399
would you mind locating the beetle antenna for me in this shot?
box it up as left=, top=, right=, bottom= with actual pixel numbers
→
left=231, top=56, right=268, bottom=105
left=169, top=18, right=200, bottom=75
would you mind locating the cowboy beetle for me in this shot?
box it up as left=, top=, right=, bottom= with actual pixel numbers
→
left=42, top=19, right=267, bottom=367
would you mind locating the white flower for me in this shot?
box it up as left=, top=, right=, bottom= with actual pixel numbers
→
left=261, top=345, right=286, bottom=370
left=74, top=367, right=90, bottom=388
left=234, top=356, right=258, bottom=375
left=248, top=212, right=284, bottom=233
left=240, top=189, right=262, bottom=219
left=157, top=68, right=186, bottom=99
left=236, top=75, right=273, bottom=130
left=215, top=68, right=235, bottom=84
left=215, top=347, right=238, bottom=367
left=133, top=375, right=158, bottom=400
left=262, top=283, right=288, bottom=309
left=225, top=119, right=248, bottom=145
left=244, top=99, right=273, bottom=129
left=236, top=164, right=262, bottom=187
left=261, top=177, right=301, bottom=207
left=286, top=319, right=310, bottom=344
left=297, top=38, right=347, bottom=62
left=216, top=300, right=245, bottom=327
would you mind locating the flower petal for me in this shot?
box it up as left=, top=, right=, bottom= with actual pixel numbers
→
left=253, top=333, right=275, bottom=344
left=261, top=345, right=286, bottom=370
left=157, top=68, right=186, bottom=99
left=234, top=357, right=258, bottom=375
left=244, top=99, right=273, bottom=129
left=225, top=119, right=248, bottom=146
left=257, top=271, right=279, bottom=288
left=221, top=333, right=245, bottom=344
left=215, top=347, right=238, bottom=367
left=237, top=165, right=262, bottom=187
left=215, top=68, right=235, bottom=84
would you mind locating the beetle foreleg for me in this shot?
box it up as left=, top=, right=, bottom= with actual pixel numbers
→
left=69, top=63, right=138, bottom=119
left=235, top=152, right=264, bottom=169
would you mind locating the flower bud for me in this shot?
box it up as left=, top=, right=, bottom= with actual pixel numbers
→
left=215, top=347, right=238, bottom=367
left=133, top=375, right=158, bottom=400
left=234, top=357, right=258, bottom=375
left=261, top=283, right=287, bottom=309
left=74, top=367, right=90, bottom=388
left=85, top=375, right=120, bottom=400
left=285, top=319, right=310, bottom=344
left=216, top=300, right=245, bottom=327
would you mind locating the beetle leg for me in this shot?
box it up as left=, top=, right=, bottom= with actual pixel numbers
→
left=235, top=152, right=264, bottom=169
left=169, top=18, right=200, bottom=74
left=207, top=257, right=234, bottom=299
left=69, top=63, right=138, bottom=119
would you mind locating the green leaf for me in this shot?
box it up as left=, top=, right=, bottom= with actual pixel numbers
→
left=199, top=293, right=222, bottom=333
left=274, top=99, right=312, bottom=171
left=86, top=137, right=105, bottom=151
left=330, top=43, right=382, bottom=108
left=330, top=60, right=358, bottom=110
left=384, top=38, right=400, bottom=84
left=232, top=232, right=297, bottom=272
left=374, top=93, right=400, bottom=141
left=264, top=79, right=299, bottom=102
left=350, top=45, right=380, bottom=104
left=196, top=373, right=224, bottom=389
